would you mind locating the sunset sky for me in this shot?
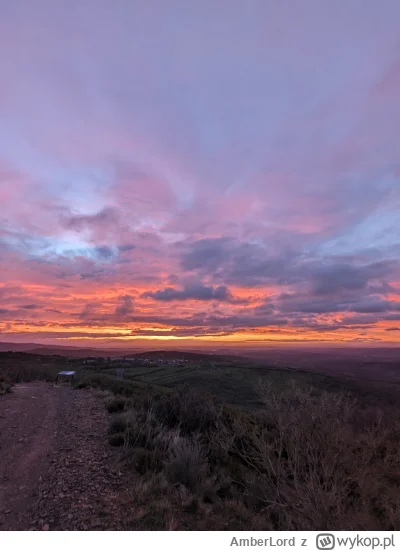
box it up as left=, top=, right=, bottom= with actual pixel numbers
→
left=0, top=0, right=399, bottom=348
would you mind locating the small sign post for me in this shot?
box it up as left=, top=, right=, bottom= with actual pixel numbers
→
left=56, top=371, right=76, bottom=384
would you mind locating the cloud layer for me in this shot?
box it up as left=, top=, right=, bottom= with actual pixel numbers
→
left=0, top=0, right=399, bottom=346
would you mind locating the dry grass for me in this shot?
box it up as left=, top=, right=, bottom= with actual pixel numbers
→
left=0, top=355, right=60, bottom=388
left=105, top=380, right=400, bottom=530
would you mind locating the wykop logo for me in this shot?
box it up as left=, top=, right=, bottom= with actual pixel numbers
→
left=316, top=534, right=335, bottom=550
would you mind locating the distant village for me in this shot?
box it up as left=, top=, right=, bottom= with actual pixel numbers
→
left=77, top=356, right=193, bottom=367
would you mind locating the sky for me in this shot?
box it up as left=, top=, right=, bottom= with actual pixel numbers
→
left=0, top=0, right=399, bottom=348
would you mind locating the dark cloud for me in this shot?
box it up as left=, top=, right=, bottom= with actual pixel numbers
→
left=343, top=314, right=381, bottom=325
left=93, top=246, right=115, bottom=260
left=180, top=238, right=399, bottom=300
left=62, top=207, right=119, bottom=231
left=115, top=295, right=134, bottom=317
left=383, top=313, right=400, bottom=321
left=122, top=310, right=289, bottom=331
left=367, top=281, right=399, bottom=295
left=142, top=283, right=233, bottom=302
left=180, top=237, right=232, bottom=272
left=278, top=292, right=400, bottom=316
left=279, top=294, right=348, bottom=314
left=351, top=297, right=400, bottom=313
left=118, top=244, right=136, bottom=253
left=78, top=302, right=102, bottom=320
left=310, top=260, right=398, bottom=295
left=129, top=327, right=232, bottom=337
left=179, top=237, right=300, bottom=286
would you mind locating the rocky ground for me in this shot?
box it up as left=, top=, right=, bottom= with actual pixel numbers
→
left=0, top=382, right=132, bottom=530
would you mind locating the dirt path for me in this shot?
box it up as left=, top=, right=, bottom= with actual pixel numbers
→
left=0, top=383, right=131, bottom=530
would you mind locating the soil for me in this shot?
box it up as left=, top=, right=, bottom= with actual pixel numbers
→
left=0, top=382, right=132, bottom=530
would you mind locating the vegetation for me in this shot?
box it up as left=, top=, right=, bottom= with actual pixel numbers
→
left=0, top=352, right=61, bottom=390
left=106, top=396, right=127, bottom=413
left=90, top=373, right=400, bottom=530
left=0, top=376, right=12, bottom=395
left=95, top=360, right=400, bottom=410
left=1, top=351, right=399, bottom=530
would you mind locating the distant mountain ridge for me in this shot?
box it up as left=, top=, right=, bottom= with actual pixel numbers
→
left=0, top=342, right=136, bottom=357
left=0, top=341, right=249, bottom=362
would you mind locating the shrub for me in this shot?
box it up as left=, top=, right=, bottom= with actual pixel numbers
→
left=132, top=447, right=164, bottom=474
left=124, top=410, right=164, bottom=449
left=108, top=433, right=125, bottom=447
left=164, top=434, right=209, bottom=492
left=109, top=414, right=128, bottom=434
left=106, top=396, right=127, bottom=413
left=153, top=387, right=221, bottom=434
left=0, top=381, right=12, bottom=395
